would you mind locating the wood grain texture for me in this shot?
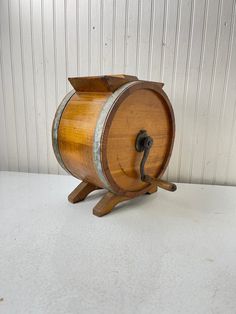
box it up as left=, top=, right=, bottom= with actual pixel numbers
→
left=92, top=183, right=160, bottom=217
left=55, top=77, right=175, bottom=199
left=68, top=181, right=100, bottom=204
left=93, top=191, right=129, bottom=217
left=58, top=91, right=110, bottom=188
left=68, top=74, right=138, bottom=92
left=102, top=81, right=175, bottom=197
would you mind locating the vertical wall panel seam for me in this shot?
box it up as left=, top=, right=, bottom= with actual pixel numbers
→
left=135, top=0, right=142, bottom=76
left=29, top=0, right=39, bottom=173
left=64, top=0, right=68, bottom=91
left=112, top=0, right=116, bottom=73
left=160, top=0, right=168, bottom=81
left=0, top=19, right=9, bottom=170
left=19, top=0, right=29, bottom=172
left=41, top=0, right=50, bottom=173
left=52, top=0, right=60, bottom=174
left=8, top=0, right=20, bottom=171
left=170, top=0, right=182, bottom=104
left=177, top=0, right=195, bottom=181
left=76, top=0, right=80, bottom=75
left=166, top=0, right=182, bottom=181
left=147, top=0, right=155, bottom=80
left=225, top=101, right=236, bottom=183
left=189, top=0, right=209, bottom=183
left=213, top=0, right=236, bottom=184
left=88, top=0, right=91, bottom=75
left=100, top=0, right=104, bottom=74
left=201, top=0, right=222, bottom=182
left=123, top=0, right=129, bottom=73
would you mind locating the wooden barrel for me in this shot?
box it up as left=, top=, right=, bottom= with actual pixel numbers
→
left=52, top=75, right=175, bottom=198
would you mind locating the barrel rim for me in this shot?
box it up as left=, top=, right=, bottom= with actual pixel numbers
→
left=93, top=81, right=140, bottom=192
left=100, top=81, right=175, bottom=197
left=52, top=90, right=75, bottom=174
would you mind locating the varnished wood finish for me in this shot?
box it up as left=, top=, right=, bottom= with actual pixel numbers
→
left=69, top=74, right=138, bottom=92
left=93, top=191, right=129, bottom=217
left=101, top=81, right=175, bottom=197
left=68, top=181, right=100, bottom=204
left=53, top=75, right=176, bottom=216
left=58, top=91, right=110, bottom=187
left=93, top=183, right=159, bottom=217
left=155, top=179, right=177, bottom=192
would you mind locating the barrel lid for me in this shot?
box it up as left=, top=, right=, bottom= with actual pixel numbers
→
left=68, top=74, right=138, bottom=92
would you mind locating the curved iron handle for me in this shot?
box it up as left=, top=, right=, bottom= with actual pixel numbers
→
left=135, top=130, right=177, bottom=192
left=135, top=130, right=153, bottom=181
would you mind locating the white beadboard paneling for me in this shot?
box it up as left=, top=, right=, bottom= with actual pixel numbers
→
left=78, top=0, right=89, bottom=75
left=149, top=0, right=165, bottom=81
left=0, top=0, right=19, bottom=171
left=0, top=0, right=236, bottom=185
left=176, top=0, right=195, bottom=182
left=224, top=16, right=236, bottom=185
left=159, top=0, right=180, bottom=181
left=0, top=54, right=9, bottom=171
left=9, top=0, right=29, bottom=172
left=213, top=0, right=236, bottom=184
left=102, top=0, right=114, bottom=74
left=136, top=0, right=152, bottom=80
left=203, top=0, right=234, bottom=184
left=167, top=0, right=194, bottom=181
left=90, top=0, right=102, bottom=75
left=113, top=0, right=126, bottom=73
left=125, top=0, right=139, bottom=75
left=42, top=0, right=59, bottom=174
left=19, top=0, right=39, bottom=173
left=53, top=0, right=68, bottom=175
left=200, top=0, right=223, bottom=183
left=54, top=0, right=68, bottom=99
left=179, top=0, right=208, bottom=183
left=190, top=0, right=221, bottom=184
left=66, top=0, right=78, bottom=79
left=31, top=0, right=49, bottom=173
left=226, top=100, right=236, bottom=185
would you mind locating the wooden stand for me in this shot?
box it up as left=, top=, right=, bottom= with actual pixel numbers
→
left=68, top=182, right=100, bottom=203
left=93, top=192, right=129, bottom=217
left=68, top=180, right=176, bottom=217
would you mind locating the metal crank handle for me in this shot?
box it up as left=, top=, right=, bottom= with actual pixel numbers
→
left=142, top=176, right=177, bottom=192
left=135, top=130, right=177, bottom=192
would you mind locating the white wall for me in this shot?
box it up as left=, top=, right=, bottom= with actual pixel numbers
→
left=0, top=0, right=236, bottom=185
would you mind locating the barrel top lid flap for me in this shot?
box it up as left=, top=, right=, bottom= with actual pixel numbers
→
left=68, top=74, right=138, bottom=93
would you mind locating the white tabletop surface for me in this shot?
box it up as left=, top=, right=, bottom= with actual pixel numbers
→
left=0, top=171, right=236, bottom=314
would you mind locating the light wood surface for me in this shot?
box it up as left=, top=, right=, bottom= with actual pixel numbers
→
left=58, top=91, right=110, bottom=188
left=68, top=74, right=138, bottom=92
left=68, top=181, right=100, bottom=204
left=57, top=76, right=175, bottom=195
left=54, top=75, right=176, bottom=215
left=104, top=86, right=174, bottom=194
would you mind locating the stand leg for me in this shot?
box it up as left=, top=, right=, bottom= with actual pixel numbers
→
left=68, top=181, right=100, bottom=204
left=93, top=192, right=129, bottom=217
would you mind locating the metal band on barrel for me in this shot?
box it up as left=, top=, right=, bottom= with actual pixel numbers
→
left=93, top=81, right=140, bottom=192
left=52, top=90, right=75, bottom=173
